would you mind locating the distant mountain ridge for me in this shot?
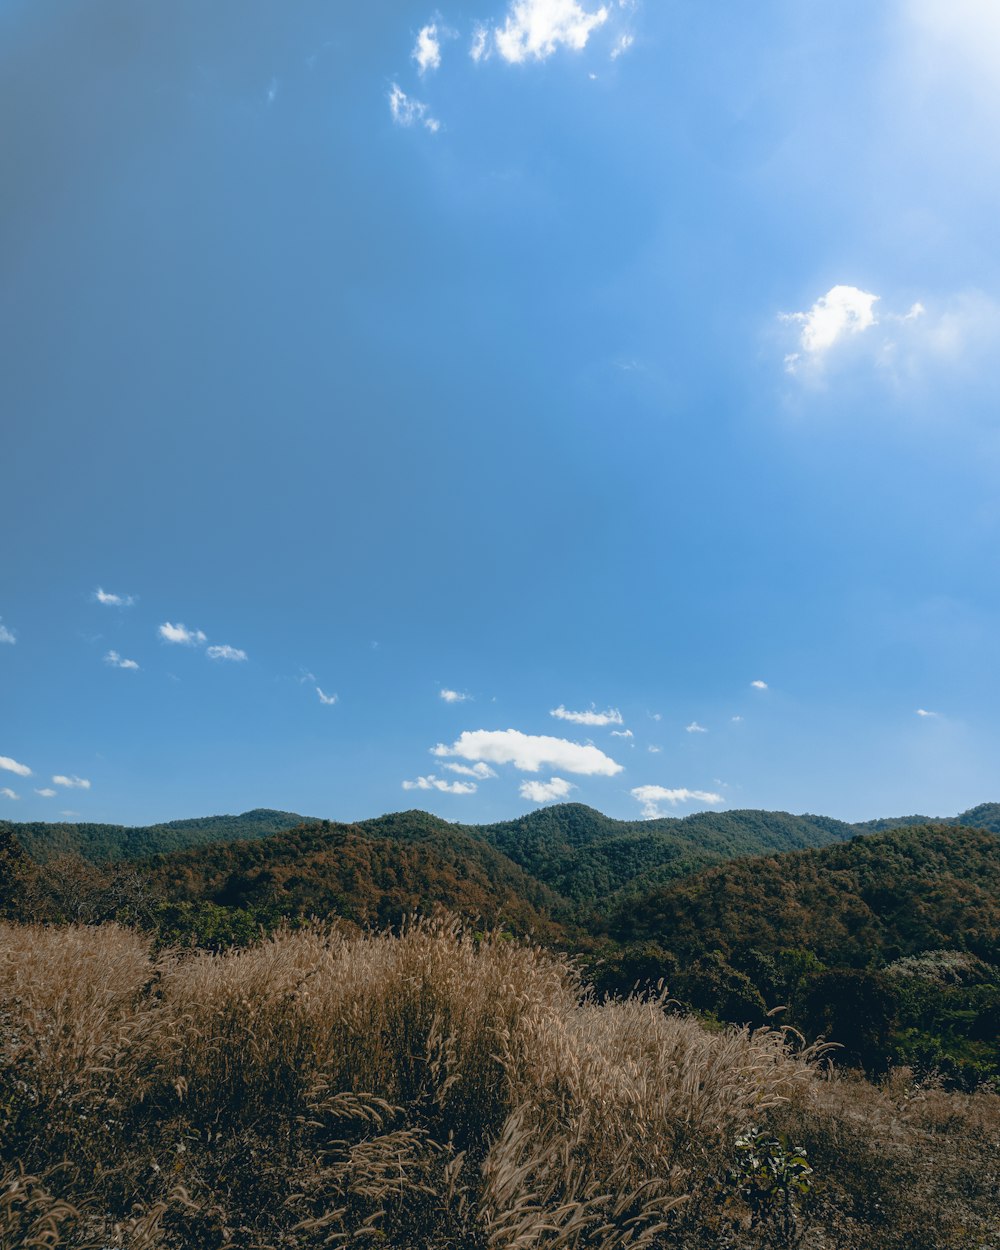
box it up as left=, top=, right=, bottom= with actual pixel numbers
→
left=1, top=808, right=312, bottom=863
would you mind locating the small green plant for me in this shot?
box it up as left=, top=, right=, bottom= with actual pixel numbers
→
left=731, top=1126, right=813, bottom=1245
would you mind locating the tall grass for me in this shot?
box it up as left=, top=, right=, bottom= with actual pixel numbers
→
left=0, top=919, right=996, bottom=1248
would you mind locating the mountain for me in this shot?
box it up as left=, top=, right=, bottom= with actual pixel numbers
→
left=855, top=801, right=1000, bottom=835
left=141, top=811, right=568, bottom=938
left=1, top=808, right=310, bottom=863
left=464, top=803, right=859, bottom=903
left=609, top=823, right=1000, bottom=965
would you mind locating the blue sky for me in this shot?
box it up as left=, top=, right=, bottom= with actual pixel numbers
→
left=3, top=0, right=1000, bottom=826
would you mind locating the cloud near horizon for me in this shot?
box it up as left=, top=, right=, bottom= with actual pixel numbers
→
left=402, top=774, right=477, bottom=794
left=442, top=761, right=497, bottom=779
left=52, top=774, right=91, bottom=790
left=550, top=704, right=623, bottom=726
left=519, top=776, right=575, bottom=803
left=631, top=784, right=724, bottom=818
left=0, top=756, right=32, bottom=777
left=433, top=728, right=623, bottom=776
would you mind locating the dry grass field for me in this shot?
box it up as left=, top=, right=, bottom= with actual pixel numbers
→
left=0, top=919, right=997, bottom=1249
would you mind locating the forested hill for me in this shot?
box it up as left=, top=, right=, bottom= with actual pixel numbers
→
left=855, top=802, right=1000, bottom=835
left=610, top=823, right=1000, bottom=966
left=142, top=812, right=566, bottom=937
left=464, top=804, right=859, bottom=902
left=1, top=808, right=310, bottom=863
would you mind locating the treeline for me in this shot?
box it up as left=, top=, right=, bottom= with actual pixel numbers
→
left=591, top=825, right=1000, bottom=1083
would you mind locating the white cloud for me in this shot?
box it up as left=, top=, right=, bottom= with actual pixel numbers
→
left=52, top=775, right=91, bottom=790
left=402, top=774, right=477, bottom=795
left=782, top=285, right=879, bottom=370
left=647, top=745, right=660, bottom=754
left=631, top=785, right=725, bottom=818
left=104, top=650, right=139, bottom=671
left=520, top=776, right=575, bottom=803
left=433, top=728, right=622, bottom=776
left=206, top=644, right=248, bottom=662
left=93, top=588, right=135, bottom=607
left=35, top=788, right=56, bottom=798
left=440, top=688, right=471, bottom=703
left=0, top=619, right=15, bottom=644
left=470, top=23, right=490, bottom=61
left=0, top=788, right=19, bottom=800
left=649, top=712, right=662, bottom=722
left=685, top=721, right=708, bottom=734
left=731, top=715, right=744, bottom=723
left=494, top=0, right=610, bottom=63
left=611, top=728, right=633, bottom=738
left=916, top=707, right=938, bottom=717
left=388, top=83, right=440, bottom=132
left=316, top=687, right=338, bottom=705
left=550, top=704, right=623, bottom=726
left=413, top=23, right=442, bottom=74
left=159, top=622, right=207, bottom=646
left=0, top=756, right=31, bottom=777
left=442, top=761, right=497, bottom=779
left=610, top=31, right=633, bottom=58
left=751, top=680, right=768, bottom=690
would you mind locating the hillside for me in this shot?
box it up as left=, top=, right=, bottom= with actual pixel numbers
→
left=611, top=824, right=1000, bottom=964
left=1, top=808, right=310, bottom=863
left=600, top=824, right=1000, bottom=1080
left=466, top=803, right=859, bottom=903
left=140, top=812, right=568, bottom=939
left=856, top=801, right=1000, bottom=835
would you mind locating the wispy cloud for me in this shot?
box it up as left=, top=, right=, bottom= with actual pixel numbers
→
left=60, top=810, right=81, bottom=818
left=35, top=788, right=56, bottom=798
left=158, top=622, right=207, bottom=646
left=751, top=679, right=768, bottom=690
left=433, top=728, right=622, bottom=776
left=610, top=31, right=634, bottom=59
left=413, top=23, right=442, bottom=74
left=316, top=687, right=338, bottom=705
left=402, top=774, right=477, bottom=794
left=206, top=644, right=247, bottom=662
left=442, top=761, right=497, bottom=779
left=0, top=756, right=31, bottom=777
left=440, top=688, right=471, bottom=703
left=493, top=0, right=610, bottom=63
left=647, top=745, right=660, bottom=753
left=916, top=707, right=938, bottom=717
left=685, top=721, right=708, bottom=734
left=266, top=77, right=278, bottom=105
left=519, top=776, right=575, bottom=803
left=470, top=23, right=490, bottom=61
left=0, top=788, right=19, bottom=800
left=52, top=775, right=91, bottom=790
left=0, top=619, right=15, bottom=645
left=388, top=83, right=440, bottom=132
left=104, top=650, right=139, bottom=671
left=611, top=728, right=633, bottom=738
left=93, top=587, right=135, bottom=607
left=631, top=785, right=724, bottom=818
left=550, top=704, right=623, bottom=726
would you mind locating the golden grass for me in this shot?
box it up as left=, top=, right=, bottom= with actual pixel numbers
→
left=0, top=919, right=996, bottom=1249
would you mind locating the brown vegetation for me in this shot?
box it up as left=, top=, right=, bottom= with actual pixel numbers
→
left=0, top=919, right=997, bottom=1249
